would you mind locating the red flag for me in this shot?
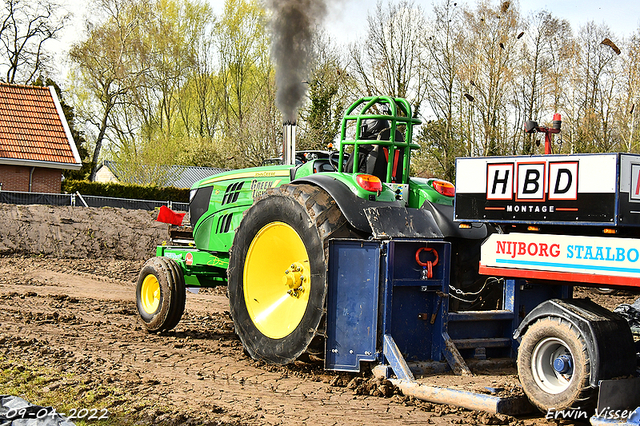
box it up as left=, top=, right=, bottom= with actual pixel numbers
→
left=156, top=205, right=186, bottom=226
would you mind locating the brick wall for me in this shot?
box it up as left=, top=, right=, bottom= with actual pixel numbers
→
left=32, top=168, right=62, bottom=193
left=0, top=165, right=29, bottom=191
left=0, top=165, right=62, bottom=193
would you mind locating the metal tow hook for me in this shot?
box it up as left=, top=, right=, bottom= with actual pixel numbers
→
left=430, top=291, right=448, bottom=324
left=415, top=247, right=439, bottom=280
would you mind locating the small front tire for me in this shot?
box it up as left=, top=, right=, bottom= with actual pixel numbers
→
left=136, top=257, right=186, bottom=332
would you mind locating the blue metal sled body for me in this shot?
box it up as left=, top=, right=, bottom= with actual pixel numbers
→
left=324, top=238, right=568, bottom=415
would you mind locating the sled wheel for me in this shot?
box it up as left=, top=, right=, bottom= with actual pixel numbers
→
left=136, top=256, right=186, bottom=332
left=517, top=317, right=594, bottom=412
left=228, top=184, right=357, bottom=364
left=596, top=287, right=618, bottom=295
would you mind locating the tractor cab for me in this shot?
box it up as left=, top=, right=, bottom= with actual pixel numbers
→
left=288, top=95, right=454, bottom=208
left=262, top=150, right=338, bottom=167
left=337, top=96, right=421, bottom=185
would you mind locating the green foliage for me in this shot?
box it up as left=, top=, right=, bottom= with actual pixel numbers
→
left=70, top=0, right=282, bottom=173
left=301, top=77, right=341, bottom=150
left=65, top=0, right=640, bottom=184
left=174, top=136, right=230, bottom=168
left=209, top=0, right=280, bottom=168
left=297, top=33, right=353, bottom=151
left=118, top=0, right=215, bottom=164
left=413, top=119, right=467, bottom=182
left=62, top=180, right=189, bottom=203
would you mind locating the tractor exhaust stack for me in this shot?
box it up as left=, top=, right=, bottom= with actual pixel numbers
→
left=283, top=121, right=296, bottom=165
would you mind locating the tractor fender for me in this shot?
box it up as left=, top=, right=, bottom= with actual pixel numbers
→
left=294, top=174, right=443, bottom=238
left=513, top=298, right=636, bottom=387
left=421, top=201, right=490, bottom=240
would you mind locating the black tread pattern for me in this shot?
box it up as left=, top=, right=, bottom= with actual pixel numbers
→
left=136, top=256, right=186, bottom=333
left=162, top=257, right=186, bottom=332
left=280, top=184, right=359, bottom=348
left=517, top=317, right=595, bottom=412
left=228, top=183, right=360, bottom=364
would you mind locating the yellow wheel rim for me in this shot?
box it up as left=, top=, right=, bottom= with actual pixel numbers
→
left=141, top=274, right=161, bottom=314
left=244, top=222, right=311, bottom=339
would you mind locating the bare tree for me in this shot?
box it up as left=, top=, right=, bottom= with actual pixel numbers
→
left=415, top=0, right=465, bottom=180
left=568, top=22, right=621, bottom=152
left=513, top=11, right=573, bottom=154
left=349, top=0, right=427, bottom=109
left=607, top=32, right=640, bottom=153
left=0, top=0, right=68, bottom=83
left=69, top=0, right=150, bottom=180
left=458, top=1, right=520, bottom=156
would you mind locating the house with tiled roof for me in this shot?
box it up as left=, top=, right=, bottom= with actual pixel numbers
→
left=0, top=83, right=82, bottom=193
left=94, top=160, right=227, bottom=189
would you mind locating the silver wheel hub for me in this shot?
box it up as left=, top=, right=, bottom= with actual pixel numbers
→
left=531, top=337, right=574, bottom=394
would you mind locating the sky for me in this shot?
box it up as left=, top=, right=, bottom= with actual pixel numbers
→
left=56, top=0, right=640, bottom=79
left=319, top=0, right=640, bottom=45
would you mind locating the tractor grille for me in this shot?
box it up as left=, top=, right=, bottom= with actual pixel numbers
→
left=189, top=186, right=213, bottom=228
left=217, top=213, right=233, bottom=234
left=221, top=181, right=244, bottom=205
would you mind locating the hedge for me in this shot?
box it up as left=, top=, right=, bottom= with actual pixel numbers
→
left=62, top=180, right=190, bottom=203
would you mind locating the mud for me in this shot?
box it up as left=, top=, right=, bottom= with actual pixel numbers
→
left=0, top=205, right=638, bottom=425
left=0, top=255, right=529, bottom=425
left=0, top=204, right=167, bottom=260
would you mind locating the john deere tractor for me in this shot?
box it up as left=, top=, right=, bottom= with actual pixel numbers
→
left=136, top=95, right=483, bottom=364
left=136, top=96, right=640, bottom=416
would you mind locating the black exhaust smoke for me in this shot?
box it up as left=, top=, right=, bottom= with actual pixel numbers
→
left=266, top=0, right=330, bottom=123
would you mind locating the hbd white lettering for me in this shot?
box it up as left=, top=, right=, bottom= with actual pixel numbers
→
left=486, top=161, right=578, bottom=201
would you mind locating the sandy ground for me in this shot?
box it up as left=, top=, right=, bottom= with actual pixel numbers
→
left=0, top=204, right=168, bottom=260
left=0, top=204, right=637, bottom=425
left=0, top=255, right=530, bottom=425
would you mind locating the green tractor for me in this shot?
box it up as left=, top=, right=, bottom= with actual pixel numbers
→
left=136, top=95, right=475, bottom=364
left=136, top=96, right=640, bottom=416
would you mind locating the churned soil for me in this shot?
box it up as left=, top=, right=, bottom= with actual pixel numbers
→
left=0, top=204, right=637, bottom=425
left=0, top=204, right=168, bottom=260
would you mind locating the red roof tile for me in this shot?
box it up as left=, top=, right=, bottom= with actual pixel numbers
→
left=0, top=83, right=81, bottom=167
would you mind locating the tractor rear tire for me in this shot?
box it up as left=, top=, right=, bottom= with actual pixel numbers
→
left=228, top=184, right=357, bottom=364
left=517, top=317, right=594, bottom=412
left=136, top=257, right=186, bottom=333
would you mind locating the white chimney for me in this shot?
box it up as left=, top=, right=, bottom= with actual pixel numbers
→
left=283, top=121, right=296, bottom=165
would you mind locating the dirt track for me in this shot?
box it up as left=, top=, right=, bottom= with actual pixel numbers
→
left=0, top=255, right=524, bottom=425
left=0, top=205, right=637, bottom=425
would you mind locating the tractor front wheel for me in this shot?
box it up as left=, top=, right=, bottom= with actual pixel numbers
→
left=228, top=184, right=356, bottom=364
left=136, top=256, right=186, bottom=332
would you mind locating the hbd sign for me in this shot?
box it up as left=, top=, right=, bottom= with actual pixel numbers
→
left=486, top=161, right=578, bottom=202
left=455, top=154, right=619, bottom=224
left=631, top=163, right=640, bottom=201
